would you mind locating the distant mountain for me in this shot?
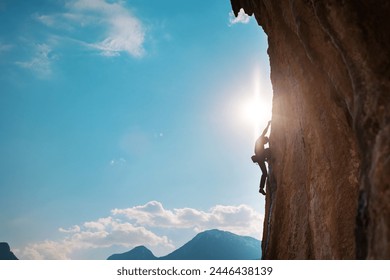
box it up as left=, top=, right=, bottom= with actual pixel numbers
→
left=107, top=229, right=261, bottom=260
left=161, top=229, right=261, bottom=260
left=0, top=242, right=18, bottom=260
left=108, top=246, right=157, bottom=260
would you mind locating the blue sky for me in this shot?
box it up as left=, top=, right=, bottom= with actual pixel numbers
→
left=0, top=0, right=272, bottom=259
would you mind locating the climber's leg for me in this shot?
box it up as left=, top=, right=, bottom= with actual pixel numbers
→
left=259, top=161, right=267, bottom=195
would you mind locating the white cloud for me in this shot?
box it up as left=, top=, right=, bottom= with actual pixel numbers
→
left=15, top=44, right=57, bottom=78
left=112, top=201, right=263, bottom=237
left=59, top=225, right=81, bottom=233
left=36, top=0, right=146, bottom=57
left=229, top=8, right=251, bottom=25
left=89, top=14, right=145, bottom=57
left=20, top=240, right=74, bottom=260
left=69, top=0, right=121, bottom=12
left=17, top=201, right=262, bottom=259
left=18, top=216, right=173, bottom=260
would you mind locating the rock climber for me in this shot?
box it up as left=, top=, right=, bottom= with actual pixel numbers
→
left=251, top=120, right=271, bottom=195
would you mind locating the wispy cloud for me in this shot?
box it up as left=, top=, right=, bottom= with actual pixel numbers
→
left=58, top=225, right=81, bottom=233
left=16, top=201, right=262, bottom=259
left=0, top=42, right=13, bottom=53
left=229, top=8, right=251, bottom=25
left=35, top=14, right=57, bottom=27
left=109, top=157, right=127, bottom=166
left=88, top=15, right=145, bottom=57
left=11, top=0, right=145, bottom=79
left=36, top=0, right=146, bottom=57
left=15, top=44, right=57, bottom=78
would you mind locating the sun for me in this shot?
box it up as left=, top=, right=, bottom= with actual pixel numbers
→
left=240, top=95, right=272, bottom=136
left=238, top=75, right=272, bottom=143
left=232, top=68, right=273, bottom=141
left=242, top=101, right=265, bottom=124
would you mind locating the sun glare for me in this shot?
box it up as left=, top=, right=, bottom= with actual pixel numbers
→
left=239, top=70, right=272, bottom=141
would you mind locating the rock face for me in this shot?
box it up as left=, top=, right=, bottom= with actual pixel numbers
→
left=231, top=0, right=390, bottom=259
left=0, top=242, right=18, bottom=260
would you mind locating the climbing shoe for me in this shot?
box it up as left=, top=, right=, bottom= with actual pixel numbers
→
left=259, top=188, right=266, bottom=195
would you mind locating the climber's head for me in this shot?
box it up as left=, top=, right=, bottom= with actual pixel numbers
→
left=264, top=136, right=269, bottom=144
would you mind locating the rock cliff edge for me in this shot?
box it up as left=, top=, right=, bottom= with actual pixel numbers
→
left=231, top=0, right=390, bottom=259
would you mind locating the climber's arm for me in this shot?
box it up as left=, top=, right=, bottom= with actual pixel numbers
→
left=261, top=120, right=271, bottom=137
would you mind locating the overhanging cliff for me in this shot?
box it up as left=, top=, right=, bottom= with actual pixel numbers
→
left=231, top=0, right=390, bottom=259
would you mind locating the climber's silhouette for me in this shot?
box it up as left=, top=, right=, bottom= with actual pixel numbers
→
left=251, top=121, right=271, bottom=195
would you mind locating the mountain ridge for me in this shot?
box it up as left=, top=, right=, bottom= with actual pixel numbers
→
left=108, top=245, right=157, bottom=260
left=107, top=229, right=261, bottom=260
left=0, top=242, right=18, bottom=260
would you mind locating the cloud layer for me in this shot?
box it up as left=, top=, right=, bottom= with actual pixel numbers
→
left=113, top=201, right=263, bottom=236
left=16, top=201, right=263, bottom=259
left=14, top=0, right=145, bottom=77
left=36, top=0, right=146, bottom=57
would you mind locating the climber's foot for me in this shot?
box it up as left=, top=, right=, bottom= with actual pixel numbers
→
left=259, top=188, right=266, bottom=195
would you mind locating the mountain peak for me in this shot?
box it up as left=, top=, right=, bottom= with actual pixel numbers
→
left=0, top=242, right=18, bottom=260
left=162, top=229, right=261, bottom=260
left=107, top=245, right=157, bottom=260
left=196, top=229, right=242, bottom=237
left=107, top=229, right=261, bottom=260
